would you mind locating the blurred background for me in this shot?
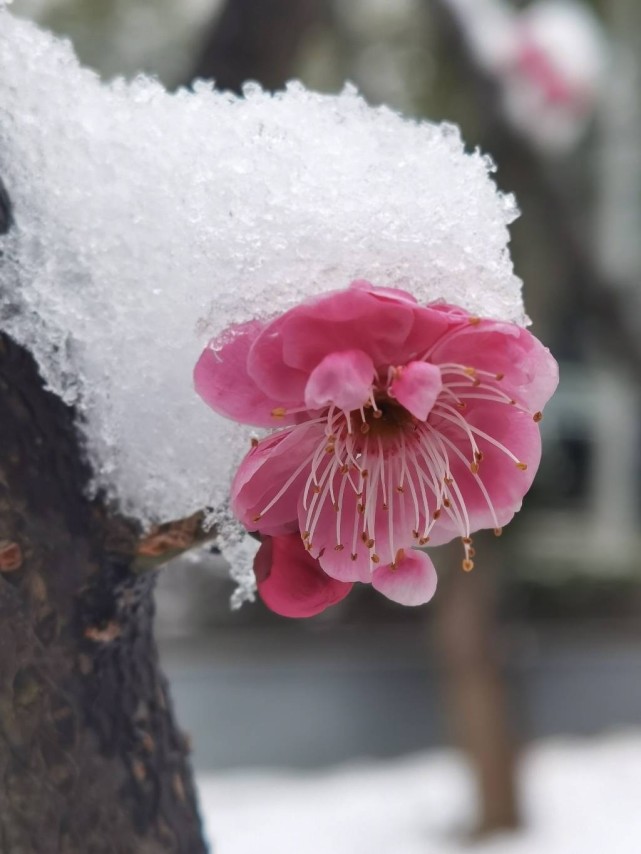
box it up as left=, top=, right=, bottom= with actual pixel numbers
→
left=10, top=0, right=641, bottom=850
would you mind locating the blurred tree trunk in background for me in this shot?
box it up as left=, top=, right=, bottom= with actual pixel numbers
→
left=188, top=0, right=330, bottom=92
left=434, top=549, right=519, bottom=835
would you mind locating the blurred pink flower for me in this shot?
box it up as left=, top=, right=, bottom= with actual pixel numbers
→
left=195, top=281, right=558, bottom=617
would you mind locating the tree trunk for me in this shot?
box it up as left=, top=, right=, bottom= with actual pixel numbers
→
left=0, top=331, right=207, bottom=853
left=434, top=549, right=520, bottom=835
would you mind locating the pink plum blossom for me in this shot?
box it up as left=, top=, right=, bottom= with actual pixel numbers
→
left=195, top=281, right=558, bottom=617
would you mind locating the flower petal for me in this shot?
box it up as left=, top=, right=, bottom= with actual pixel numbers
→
left=371, top=548, right=438, bottom=606
left=293, top=461, right=373, bottom=582
left=195, top=321, right=300, bottom=427
left=232, top=422, right=324, bottom=535
left=390, top=361, right=443, bottom=421
left=304, top=350, right=375, bottom=412
left=431, top=319, right=559, bottom=412
left=248, top=285, right=416, bottom=399
left=254, top=534, right=353, bottom=618
left=427, top=399, right=542, bottom=545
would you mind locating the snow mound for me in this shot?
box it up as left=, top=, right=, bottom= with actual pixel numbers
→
left=0, top=9, right=523, bottom=594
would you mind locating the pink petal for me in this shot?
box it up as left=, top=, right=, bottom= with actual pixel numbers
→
left=294, top=464, right=373, bottom=582
left=371, top=548, right=438, bottom=606
left=254, top=534, right=353, bottom=618
left=248, top=287, right=416, bottom=399
left=390, top=361, right=443, bottom=421
left=304, top=350, right=375, bottom=412
left=427, top=399, right=542, bottom=545
left=195, top=321, right=300, bottom=427
left=232, top=422, right=324, bottom=536
left=349, top=279, right=419, bottom=305
left=431, top=319, right=559, bottom=412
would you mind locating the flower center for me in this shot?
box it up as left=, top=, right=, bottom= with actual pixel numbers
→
left=357, top=396, right=415, bottom=440
left=258, top=360, right=538, bottom=574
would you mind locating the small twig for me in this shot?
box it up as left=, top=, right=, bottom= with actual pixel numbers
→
left=132, top=510, right=217, bottom=572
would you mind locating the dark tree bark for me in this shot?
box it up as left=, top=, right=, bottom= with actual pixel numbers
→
left=187, top=0, right=330, bottom=92
left=0, top=288, right=206, bottom=848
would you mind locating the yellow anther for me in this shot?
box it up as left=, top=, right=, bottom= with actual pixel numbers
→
left=271, top=407, right=287, bottom=418
left=516, top=461, right=528, bottom=471
left=371, top=554, right=380, bottom=564
left=470, top=462, right=480, bottom=475
left=462, top=559, right=474, bottom=572
left=468, top=316, right=481, bottom=326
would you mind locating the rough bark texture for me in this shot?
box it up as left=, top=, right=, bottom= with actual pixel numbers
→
left=188, top=0, right=330, bottom=92
left=0, top=331, right=207, bottom=853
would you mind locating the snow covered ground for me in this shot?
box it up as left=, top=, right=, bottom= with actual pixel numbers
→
left=198, top=732, right=641, bottom=853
